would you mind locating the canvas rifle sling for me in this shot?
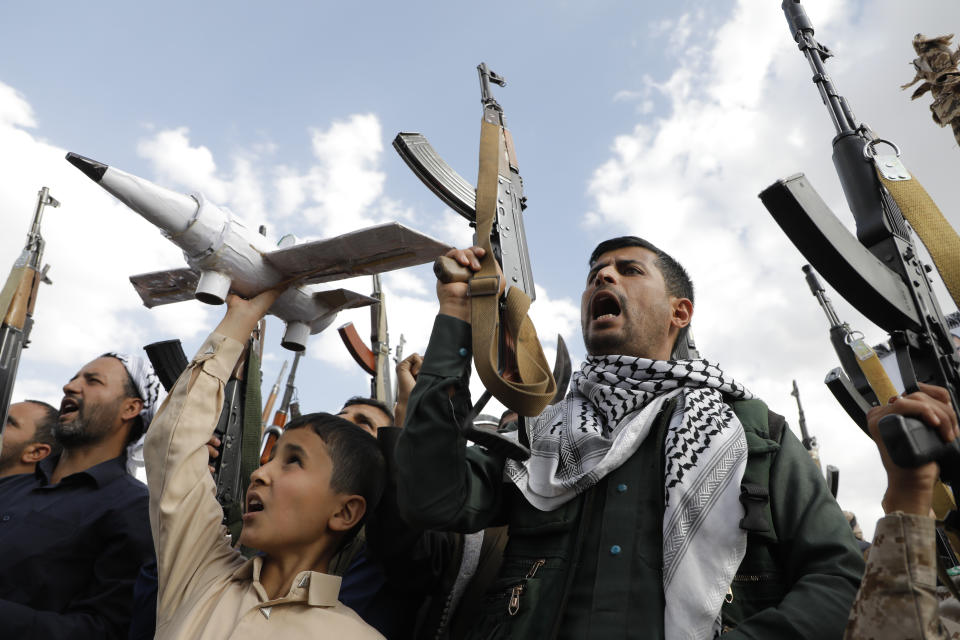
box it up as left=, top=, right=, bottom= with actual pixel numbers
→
left=226, top=345, right=263, bottom=547
left=876, top=167, right=960, bottom=307
left=469, top=118, right=556, bottom=417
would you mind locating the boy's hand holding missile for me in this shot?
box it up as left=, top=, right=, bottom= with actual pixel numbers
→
left=215, top=288, right=284, bottom=345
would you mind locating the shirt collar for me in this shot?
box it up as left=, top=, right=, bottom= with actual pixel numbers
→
left=36, top=453, right=129, bottom=489
left=231, top=555, right=342, bottom=607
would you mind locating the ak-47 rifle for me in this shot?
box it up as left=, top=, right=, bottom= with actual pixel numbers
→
left=791, top=377, right=841, bottom=497
left=261, top=360, right=288, bottom=426
left=259, top=350, right=302, bottom=464
left=791, top=379, right=820, bottom=468
left=0, top=187, right=58, bottom=440
left=760, top=1, right=960, bottom=483
left=338, top=274, right=394, bottom=407
left=394, top=63, right=560, bottom=460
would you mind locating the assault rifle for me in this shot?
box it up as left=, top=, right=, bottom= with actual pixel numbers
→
left=337, top=274, right=394, bottom=407
left=792, top=378, right=841, bottom=497
left=259, top=350, right=302, bottom=464
left=760, top=1, right=960, bottom=482
left=0, top=187, right=58, bottom=439
left=394, top=63, right=562, bottom=460
left=261, top=360, right=288, bottom=426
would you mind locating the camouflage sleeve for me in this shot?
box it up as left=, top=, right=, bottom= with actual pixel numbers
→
left=844, top=512, right=958, bottom=639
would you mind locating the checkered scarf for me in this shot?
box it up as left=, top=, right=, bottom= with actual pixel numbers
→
left=504, top=354, right=752, bottom=639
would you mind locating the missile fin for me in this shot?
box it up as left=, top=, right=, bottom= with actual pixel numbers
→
left=129, top=268, right=200, bottom=308
left=265, top=222, right=450, bottom=285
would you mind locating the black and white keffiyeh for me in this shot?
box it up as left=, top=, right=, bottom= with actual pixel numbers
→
left=504, top=355, right=753, bottom=640
left=103, top=351, right=166, bottom=484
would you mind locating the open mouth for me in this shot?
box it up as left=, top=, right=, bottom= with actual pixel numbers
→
left=59, top=397, right=80, bottom=421
left=590, top=291, right=622, bottom=322
left=246, top=494, right=265, bottom=513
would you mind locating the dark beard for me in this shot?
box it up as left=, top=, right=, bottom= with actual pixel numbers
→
left=53, top=399, right=119, bottom=449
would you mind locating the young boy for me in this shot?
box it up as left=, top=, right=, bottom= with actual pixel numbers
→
left=145, top=289, right=385, bottom=639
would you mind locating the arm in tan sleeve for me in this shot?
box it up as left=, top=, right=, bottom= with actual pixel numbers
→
left=144, top=332, right=246, bottom=624
left=844, top=513, right=952, bottom=640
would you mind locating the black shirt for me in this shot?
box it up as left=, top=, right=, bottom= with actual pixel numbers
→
left=0, top=454, right=154, bottom=639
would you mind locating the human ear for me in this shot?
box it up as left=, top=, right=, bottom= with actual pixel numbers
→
left=671, top=297, right=693, bottom=329
left=121, top=398, right=144, bottom=422
left=327, top=495, right=367, bottom=534
left=22, top=443, right=52, bottom=463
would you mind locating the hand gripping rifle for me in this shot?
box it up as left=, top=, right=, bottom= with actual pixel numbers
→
left=394, top=63, right=563, bottom=460
left=760, top=1, right=960, bottom=485
left=0, top=187, right=58, bottom=440
left=259, top=350, right=302, bottom=464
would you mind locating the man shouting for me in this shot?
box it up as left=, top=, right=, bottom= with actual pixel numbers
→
left=395, top=237, right=864, bottom=639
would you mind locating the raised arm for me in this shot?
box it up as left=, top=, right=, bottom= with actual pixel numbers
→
left=145, top=290, right=279, bottom=623
left=395, top=247, right=506, bottom=533
left=844, top=384, right=960, bottom=639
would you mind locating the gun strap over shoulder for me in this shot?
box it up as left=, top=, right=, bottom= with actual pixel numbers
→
left=876, top=168, right=960, bottom=306
left=469, top=118, right=555, bottom=417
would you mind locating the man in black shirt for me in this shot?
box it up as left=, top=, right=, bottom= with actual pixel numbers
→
left=0, top=353, right=160, bottom=639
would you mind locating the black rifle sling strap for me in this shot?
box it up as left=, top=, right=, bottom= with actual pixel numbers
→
left=875, top=165, right=960, bottom=306
left=469, top=117, right=556, bottom=417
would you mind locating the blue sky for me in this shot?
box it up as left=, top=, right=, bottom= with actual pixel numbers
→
left=2, top=0, right=960, bottom=537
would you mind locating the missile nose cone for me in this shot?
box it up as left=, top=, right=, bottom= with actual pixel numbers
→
left=66, top=152, right=108, bottom=183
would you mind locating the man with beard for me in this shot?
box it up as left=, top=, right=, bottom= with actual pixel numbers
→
left=395, top=237, right=864, bottom=639
left=0, top=400, right=60, bottom=478
left=0, top=353, right=161, bottom=639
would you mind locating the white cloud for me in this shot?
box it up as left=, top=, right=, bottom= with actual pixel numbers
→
left=586, top=0, right=960, bottom=538
left=0, top=83, right=35, bottom=129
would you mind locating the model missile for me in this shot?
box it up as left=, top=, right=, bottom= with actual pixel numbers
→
left=66, top=152, right=449, bottom=351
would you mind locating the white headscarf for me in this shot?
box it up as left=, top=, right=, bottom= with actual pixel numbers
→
left=102, top=351, right=166, bottom=483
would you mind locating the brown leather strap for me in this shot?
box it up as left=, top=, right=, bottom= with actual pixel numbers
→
left=469, top=119, right=555, bottom=417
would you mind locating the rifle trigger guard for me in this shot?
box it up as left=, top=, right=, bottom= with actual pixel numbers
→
left=862, top=138, right=901, bottom=159
left=469, top=275, right=501, bottom=297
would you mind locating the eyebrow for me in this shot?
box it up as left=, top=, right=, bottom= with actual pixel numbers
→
left=6, top=414, right=18, bottom=428
left=586, top=258, right=647, bottom=282
left=282, top=442, right=309, bottom=459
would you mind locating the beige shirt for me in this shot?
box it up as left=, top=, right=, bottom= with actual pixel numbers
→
left=845, top=512, right=960, bottom=640
left=144, top=332, right=384, bottom=640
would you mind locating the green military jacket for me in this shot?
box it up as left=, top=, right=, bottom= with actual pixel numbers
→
left=396, top=316, right=864, bottom=639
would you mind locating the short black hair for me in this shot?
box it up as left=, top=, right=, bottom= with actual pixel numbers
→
left=589, top=236, right=695, bottom=348
left=341, top=396, right=395, bottom=425
left=23, top=400, right=62, bottom=457
left=589, top=236, right=694, bottom=303
left=946, top=311, right=960, bottom=329
left=284, top=412, right=386, bottom=545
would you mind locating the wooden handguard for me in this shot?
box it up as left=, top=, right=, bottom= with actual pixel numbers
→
left=433, top=255, right=473, bottom=284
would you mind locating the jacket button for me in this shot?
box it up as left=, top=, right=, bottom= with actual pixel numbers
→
left=616, top=483, right=628, bottom=493
left=459, top=347, right=469, bottom=357
left=1, top=515, right=9, bottom=522
left=610, top=545, right=622, bottom=555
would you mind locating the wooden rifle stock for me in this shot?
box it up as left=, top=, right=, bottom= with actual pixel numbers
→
left=259, top=350, right=302, bottom=464
left=0, top=187, right=59, bottom=437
